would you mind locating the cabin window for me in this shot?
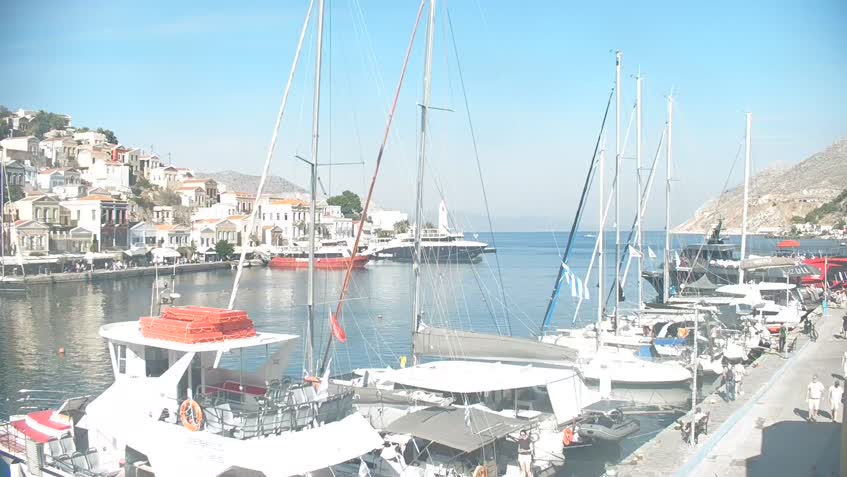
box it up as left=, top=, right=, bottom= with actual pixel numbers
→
left=145, top=347, right=169, bottom=377
left=117, top=344, right=127, bottom=374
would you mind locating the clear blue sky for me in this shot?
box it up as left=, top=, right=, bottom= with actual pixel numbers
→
left=2, top=0, right=845, bottom=231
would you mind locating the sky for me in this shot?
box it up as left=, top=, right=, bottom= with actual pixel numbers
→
left=2, top=0, right=845, bottom=231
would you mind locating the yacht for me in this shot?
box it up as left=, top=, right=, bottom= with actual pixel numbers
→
left=0, top=306, right=382, bottom=476
left=269, top=240, right=369, bottom=270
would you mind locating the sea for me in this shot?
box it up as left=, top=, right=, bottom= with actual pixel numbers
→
left=0, top=231, right=841, bottom=476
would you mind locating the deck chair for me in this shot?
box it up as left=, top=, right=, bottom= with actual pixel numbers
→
left=47, top=439, right=63, bottom=460
left=60, top=435, right=76, bottom=454
left=71, top=451, right=91, bottom=473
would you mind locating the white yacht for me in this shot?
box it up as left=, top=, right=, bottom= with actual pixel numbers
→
left=0, top=307, right=382, bottom=477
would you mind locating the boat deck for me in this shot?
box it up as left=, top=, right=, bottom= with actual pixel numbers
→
left=612, top=305, right=843, bottom=476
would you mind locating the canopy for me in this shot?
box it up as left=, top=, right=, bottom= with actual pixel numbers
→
left=152, top=248, right=181, bottom=259
left=777, top=240, right=801, bottom=249
left=123, top=248, right=149, bottom=257
left=385, top=406, right=524, bottom=453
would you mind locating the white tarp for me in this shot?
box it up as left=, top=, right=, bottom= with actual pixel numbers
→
left=547, top=374, right=600, bottom=426
left=152, top=247, right=182, bottom=259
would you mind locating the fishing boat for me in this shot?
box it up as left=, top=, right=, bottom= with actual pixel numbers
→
left=268, top=243, right=369, bottom=270
left=0, top=306, right=382, bottom=476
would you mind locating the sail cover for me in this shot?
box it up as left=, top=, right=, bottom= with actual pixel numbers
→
left=414, top=327, right=579, bottom=363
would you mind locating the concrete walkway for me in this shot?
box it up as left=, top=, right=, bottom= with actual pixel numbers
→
left=613, top=306, right=845, bottom=477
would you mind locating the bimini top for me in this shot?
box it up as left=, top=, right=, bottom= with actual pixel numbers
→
left=381, top=360, right=580, bottom=394
left=386, top=406, right=524, bottom=453
left=100, top=307, right=298, bottom=353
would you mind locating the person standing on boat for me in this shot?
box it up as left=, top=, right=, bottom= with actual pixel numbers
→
left=828, top=381, right=843, bottom=421
left=517, top=430, right=534, bottom=477
left=807, top=375, right=826, bottom=422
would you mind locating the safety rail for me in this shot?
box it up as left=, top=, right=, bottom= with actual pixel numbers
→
left=0, top=419, right=27, bottom=457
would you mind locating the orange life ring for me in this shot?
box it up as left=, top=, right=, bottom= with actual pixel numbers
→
left=304, top=375, right=321, bottom=390
left=677, top=327, right=690, bottom=339
left=473, top=465, right=487, bottom=477
left=563, top=427, right=574, bottom=446
left=179, top=399, right=203, bottom=432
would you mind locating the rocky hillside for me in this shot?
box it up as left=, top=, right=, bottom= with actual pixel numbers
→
left=676, top=140, right=847, bottom=234
left=195, top=170, right=306, bottom=196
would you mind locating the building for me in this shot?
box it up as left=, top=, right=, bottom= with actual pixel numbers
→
left=2, top=160, right=28, bottom=188
left=369, top=209, right=409, bottom=232
left=9, top=220, right=50, bottom=256
left=50, top=226, right=94, bottom=254
left=37, top=169, right=65, bottom=192
left=175, top=185, right=207, bottom=208
left=0, top=137, right=41, bottom=165
left=73, top=131, right=108, bottom=146
left=10, top=195, right=62, bottom=226
left=39, top=137, right=78, bottom=168
left=129, top=222, right=158, bottom=249
left=111, top=147, right=141, bottom=180
left=152, top=206, right=174, bottom=225
left=219, top=191, right=255, bottom=214
left=149, top=166, right=180, bottom=189
left=191, top=203, right=238, bottom=222
left=76, top=146, right=112, bottom=169
left=138, top=154, right=161, bottom=179
left=191, top=219, right=239, bottom=248
left=155, top=224, right=190, bottom=248
left=6, top=109, right=71, bottom=132
left=179, top=178, right=218, bottom=204
left=61, top=195, right=129, bottom=251
left=83, top=160, right=131, bottom=193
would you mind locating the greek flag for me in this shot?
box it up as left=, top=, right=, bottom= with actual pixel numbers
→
left=571, top=275, right=589, bottom=301
left=628, top=245, right=643, bottom=258
left=648, top=246, right=657, bottom=259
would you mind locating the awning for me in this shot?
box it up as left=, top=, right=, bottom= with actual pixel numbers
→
left=385, top=406, right=525, bottom=453
left=152, top=248, right=181, bottom=259
left=124, top=248, right=149, bottom=256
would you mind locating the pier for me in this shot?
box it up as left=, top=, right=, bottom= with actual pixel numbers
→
left=0, top=261, right=242, bottom=288
left=613, top=306, right=844, bottom=476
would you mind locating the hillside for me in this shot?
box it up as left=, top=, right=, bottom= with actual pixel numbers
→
left=676, top=139, right=847, bottom=234
left=195, top=170, right=306, bottom=196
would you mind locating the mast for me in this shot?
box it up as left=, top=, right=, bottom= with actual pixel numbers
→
left=306, top=0, right=326, bottom=375
left=663, top=94, right=673, bottom=303
left=597, top=134, right=605, bottom=351
left=738, top=112, right=752, bottom=284
left=613, top=50, right=622, bottom=331
left=1, top=158, right=5, bottom=277
left=635, top=74, right=643, bottom=309
left=411, top=0, right=436, bottom=366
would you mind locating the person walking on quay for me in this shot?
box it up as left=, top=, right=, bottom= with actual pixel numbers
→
left=807, top=375, right=826, bottom=422
left=828, top=381, right=843, bottom=422
left=516, top=429, right=534, bottom=477
left=779, top=324, right=787, bottom=353
left=733, top=362, right=745, bottom=396
left=841, top=313, right=847, bottom=339
left=724, top=362, right=736, bottom=401
left=842, top=351, right=847, bottom=381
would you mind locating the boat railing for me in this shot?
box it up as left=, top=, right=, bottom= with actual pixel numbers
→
left=16, top=389, right=73, bottom=414
left=193, top=383, right=355, bottom=439
left=0, top=419, right=27, bottom=457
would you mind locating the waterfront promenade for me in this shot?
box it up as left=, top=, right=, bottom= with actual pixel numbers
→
left=614, top=306, right=844, bottom=477
left=0, top=261, right=245, bottom=287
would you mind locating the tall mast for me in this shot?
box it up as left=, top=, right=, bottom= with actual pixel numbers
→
left=597, top=134, right=605, bottom=351
left=1, top=158, right=5, bottom=277
left=635, top=74, right=643, bottom=309
left=738, top=112, right=752, bottom=284
left=411, top=0, right=436, bottom=366
left=663, top=94, right=673, bottom=303
left=613, top=50, right=622, bottom=331
left=306, top=0, right=326, bottom=375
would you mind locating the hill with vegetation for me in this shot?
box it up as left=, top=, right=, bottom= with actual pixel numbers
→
left=676, top=139, right=847, bottom=234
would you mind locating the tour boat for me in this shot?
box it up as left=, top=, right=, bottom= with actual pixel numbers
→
left=268, top=244, right=369, bottom=270
left=0, top=306, right=382, bottom=477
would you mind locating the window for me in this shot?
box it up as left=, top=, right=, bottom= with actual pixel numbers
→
left=284, top=213, right=288, bottom=220
left=276, top=213, right=280, bottom=220
left=145, top=347, right=169, bottom=377
left=91, top=210, right=96, bottom=220
left=35, top=207, right=41, bottom=219
left=117, top=344, right=127, bottom=374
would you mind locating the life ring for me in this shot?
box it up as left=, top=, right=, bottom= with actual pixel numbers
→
left=179, top=399, right=203, bottom=432
left=473, top=465, right=487, bottom=477
left=677, top=327, right=690, bottom=339
left=563, top=427, right=574, bottom=446
left=304, top=375, right=321, bottom=390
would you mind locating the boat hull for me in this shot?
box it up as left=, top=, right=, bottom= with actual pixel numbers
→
left=372, top=244, right=487, bottom=263
left=268, top=255, right=369, bottom=270
left=577, top=418, right=640, bottom=442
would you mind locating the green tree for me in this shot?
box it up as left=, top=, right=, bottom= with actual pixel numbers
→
left=7, top=185, right=25, bottom=202
left=0, top=106, right=10, bottom=139
left=26, top=111, right=71, bottom=138
left=96, top=128, right=118, bottom=144
left=90, top=236, right=99, bottom=253
left=215, top=240, right=234, bottom=260
left=393, top=219, right=410, bottom=234
left=327, top=190, right=363, bottom=218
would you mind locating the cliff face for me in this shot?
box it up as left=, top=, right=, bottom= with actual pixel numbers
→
left=676, top=140, right=847, bottom=234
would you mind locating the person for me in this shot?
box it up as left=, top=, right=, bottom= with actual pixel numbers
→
left=725, top=363, right=736, bottom=401
left=842, top=314, right=847, bottom=339
left=807, top=375, right=826, bottom=422
left=828, top=381, right=843, bottom=421
left=516, top=429, right=533, bottom=477
left=779, top=324, right=787, bottom=352
left=842, top=351, right=847, bottom=380
left=733, top=362, right=745, bottom=396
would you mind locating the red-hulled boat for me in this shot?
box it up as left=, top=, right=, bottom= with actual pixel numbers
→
left=269, top=245, right=369, bottom=270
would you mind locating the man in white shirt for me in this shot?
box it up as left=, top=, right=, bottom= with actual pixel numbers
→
left=828, top=381, right=843, bottom=422
left=733, top=362, right=745, bottom=396
left=807, top=375, right=826, bottom=422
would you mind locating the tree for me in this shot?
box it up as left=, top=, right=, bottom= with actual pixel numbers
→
left=393, top=219, right=410, bottom=234
left=26, top=111, right=71, bottom=138
left=215, top=240, right=234, bottom=260
left=96, top=128, right=118, bottom=144
left=327, top=190, right=362, bottom=218
left=90, top=236, right=99, bottom=253
left=7, top=184, right=24, bottom=202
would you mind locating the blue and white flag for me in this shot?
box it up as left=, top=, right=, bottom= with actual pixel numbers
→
left=647, top=246, right=657, bottom=259
left=674, top=250, right=681, bottom=267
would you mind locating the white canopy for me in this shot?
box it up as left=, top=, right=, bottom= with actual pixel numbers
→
left=152, top=247, right=181, bottom=259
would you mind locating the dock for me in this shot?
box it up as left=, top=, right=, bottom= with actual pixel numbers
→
left=613, top=306, right=844, bottom=477
left=0, top=261, right=244, bottom=288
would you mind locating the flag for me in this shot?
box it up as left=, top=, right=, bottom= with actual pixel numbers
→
left=570, top=275, right=578, bottom=298
left=560, top=263, right=572, bottom=284
left=628, top=245, right=643, bottom=258
left=330, top=311, right=347, bottom=343
left=358, top=460, right=370, bottom=477
left=648, top=246, right=657, bottom=259
left=317, top=358, right=332, bottom=399
left=674, top=250, right=681, bottom=267
left=582, top=278, right=590, bottom=301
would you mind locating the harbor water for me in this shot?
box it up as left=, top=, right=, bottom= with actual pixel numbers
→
left=0, top=231, right=840, bottom=476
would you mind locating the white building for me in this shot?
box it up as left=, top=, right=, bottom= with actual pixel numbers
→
left=129, top=222, right=158, bottom=249
left=112, top=147, right=141, bottom=178
left=176, top=185, right=207, bottom=208
left=138, top=154, right=161, bottom=179
left=0, top=136, right=41, bottom=164
left=220, top=191, right=255, bottom=214
left=191, top=202, right=238, bottom=222
left=149, top=166, right=193, bottom=189
left=39, top=137, right=78, bottom=167
left=83, top=160, right=131, bottom=193
left=368, top=209, right=408, bottom=231
left=36, top=169, right=65, bottom=192
left=9, top=220, right=50, bottom=256
left=152, top=206, right=174, bottom=224
left=76, top=146, right=111, bottom=169
left=73, top=131, right=108, bottom=146
left=61, top=195, right=130, bottom=250
left=155, top=224, right=190, bottom=248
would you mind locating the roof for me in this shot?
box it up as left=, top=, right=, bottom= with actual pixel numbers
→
left=99, top=320, right=298, bottom=352
left=177, top=186, right=204, bottom=192
left=12, top=219, right=49, bottom=229
left=380, top=360, right=580, bottom=394
left=269, top=199, right=306, bottom=206
left=227, top=191, right=255, bottom=198
left=227, top=215, right=248, bottom=221
left=385, top=407, right=525, bottom=453
left=38, top=168, right=62, bottom=175
left=156, top=224, right=188, bottom=232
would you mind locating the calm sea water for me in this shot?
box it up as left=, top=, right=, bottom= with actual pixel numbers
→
left=0, top=232, right=840, bottom=475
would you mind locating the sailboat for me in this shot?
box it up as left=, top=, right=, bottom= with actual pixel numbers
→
left=0, top=2, right=385, bottom=476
